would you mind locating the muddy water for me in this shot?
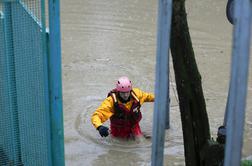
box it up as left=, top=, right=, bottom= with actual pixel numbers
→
left=60, top=0, right=252, bottom=165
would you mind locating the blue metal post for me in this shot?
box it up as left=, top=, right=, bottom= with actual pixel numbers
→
left=224, top=0, right=252, bottom=165
left=48, top=0, right=65, bottom=165
left=151, top=0, right=172, bottom=165
left=41, top=0, right=53, bottom=165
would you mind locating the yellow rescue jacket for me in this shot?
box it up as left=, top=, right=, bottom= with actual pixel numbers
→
left=91, top=88, right=155, bottom=129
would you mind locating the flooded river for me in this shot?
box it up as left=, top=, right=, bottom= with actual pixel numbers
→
left=60, top=0, right=252, bottom=165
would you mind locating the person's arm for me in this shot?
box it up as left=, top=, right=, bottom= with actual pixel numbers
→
left=133, top=88, right=155, bottom=104
left=91, top=96, right=114, bottom=129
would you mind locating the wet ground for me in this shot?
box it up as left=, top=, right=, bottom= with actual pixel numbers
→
left=60, top=0, right=252, bottom=165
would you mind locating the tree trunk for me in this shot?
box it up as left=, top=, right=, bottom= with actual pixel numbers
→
left=170, top=0, right=211, bottom=165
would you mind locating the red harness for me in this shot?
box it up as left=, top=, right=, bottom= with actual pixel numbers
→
left=108, top=89, right=143, bottom=138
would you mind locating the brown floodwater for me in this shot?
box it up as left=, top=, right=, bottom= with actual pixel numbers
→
left=60, top=0, right=252, bottom=165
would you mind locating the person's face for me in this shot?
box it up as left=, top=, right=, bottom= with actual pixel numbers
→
left=119, top=91, right=130, bottom=101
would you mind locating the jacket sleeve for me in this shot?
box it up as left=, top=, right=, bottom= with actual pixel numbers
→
left=133, top=88, right=155, bottom=105
left=91, top=96, right=114, bottom=129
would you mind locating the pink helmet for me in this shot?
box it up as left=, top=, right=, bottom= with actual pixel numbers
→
left=116, top=76, right=132, bottom=92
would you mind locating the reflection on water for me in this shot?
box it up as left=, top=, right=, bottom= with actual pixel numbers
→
left=61, top=0, right=252, bottom=165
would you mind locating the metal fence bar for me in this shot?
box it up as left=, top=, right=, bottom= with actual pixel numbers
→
left=224, top=0, right=252, bottom=165
left=151, top=0, right=172, bottom=165
left=48, top=0, right=65, bottom=165
left=41, top=0, right=52, bottom=165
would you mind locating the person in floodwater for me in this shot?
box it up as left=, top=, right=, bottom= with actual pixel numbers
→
left=91, top=76, right=155, bottom=139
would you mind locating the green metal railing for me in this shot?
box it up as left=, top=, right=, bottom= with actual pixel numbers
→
left=0, top=0, right=64, bottom=165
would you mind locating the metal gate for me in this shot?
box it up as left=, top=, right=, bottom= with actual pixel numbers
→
left=0, top=0, right=64, bottom=165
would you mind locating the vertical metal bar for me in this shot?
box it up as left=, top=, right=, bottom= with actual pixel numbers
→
left=224, top=0, right=252, bottom=165
left=151, top=0, right=172, bottom=165
left=48, top=0, right=65, bottom=165
left=41, top=0, right=52, bottom=165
